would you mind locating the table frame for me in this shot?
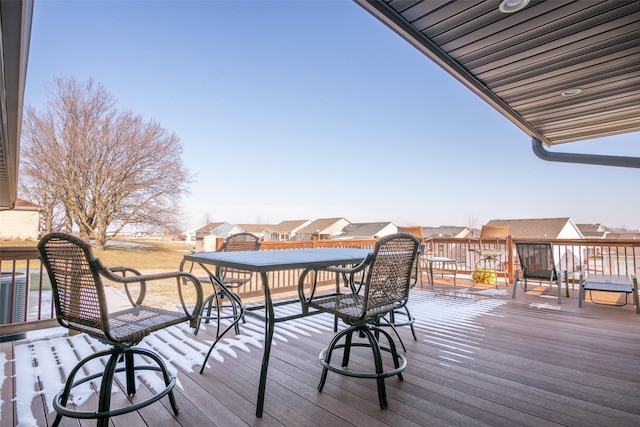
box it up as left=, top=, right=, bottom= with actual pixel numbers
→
left=181, top=247, right=371, bottom=417
left=421, top=256, right=457, bottom=287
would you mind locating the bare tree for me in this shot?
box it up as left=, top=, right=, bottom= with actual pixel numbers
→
left=18, top=177, right=65, bottom=235
left=21, top=77, right=191, bottom=248
left=466, top=214, right=481, bottom=238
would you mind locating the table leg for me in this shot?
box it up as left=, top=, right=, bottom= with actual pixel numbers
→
left=578, top=273, right=584, bottom=307
left=256, top=271, right=273, bottom=417
left=632, top=276, right=639, bottom=314
left=198, top=272, right=245, bottom=374
left=429, top=261, right=434, bottom=286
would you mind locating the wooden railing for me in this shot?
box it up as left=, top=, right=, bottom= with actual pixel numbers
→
left=3, top=236, right=640, bottom=337
left=428, top=236, right=640, bottom=283
left=0, top=246, right=58, bottom=338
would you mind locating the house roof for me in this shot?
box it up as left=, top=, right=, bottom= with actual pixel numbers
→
left=194, top=222, right=233, bottom=235
left=338, top=222, right=394, bottom=238
left=296, top=217, right=350, bottom=235
left=422, top=226, right=471, bottom=239
left=14, top=198, right=41, bottom=209
left=576, top=223, right=608, bottom=237
left=356, top=0, right=640, bottom=167
left=237, top=224, right=275, bottom=234
left=267, top=219, right=311, bottom=233
left=576, top=223, right=606, bottom=233
left=486, top=217, right=583, bottom=239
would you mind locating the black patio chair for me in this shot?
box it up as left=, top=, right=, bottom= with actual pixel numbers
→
left=512, top=241, right=568, bottom=304
left=38, top=232, right=203, bottom=427
left=198, top=232, right=261, bottom=335
left=386, top=239, right=424, bottom=346
left=307, top=232, right=421, bottom=409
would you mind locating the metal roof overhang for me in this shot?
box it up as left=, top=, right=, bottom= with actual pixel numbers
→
left=0, top=0, right=32, bottom=209
left=355, top=0, right=640, bottom=167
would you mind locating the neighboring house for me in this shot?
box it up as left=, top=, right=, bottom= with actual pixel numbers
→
left=606, top=230, right=640, bottom=240
left=263, top=219, right=311, bottom=242
left=236, top=223, right=276, bottom=240
left=295, top=217, right=351, bottom=240
left=182, top=226, right=201, bottom=242
left=0, top=198, right=41, bottom=240
left=193, top=222, right=242, bottom=239
left=485, top=218, right=584, bottom=239
left=335, top=222, right=397, bottom=239
left=575, top=223, right=637, bottom=240
left=487, top=217, right=584, bottom=268
left=422, top=226, right=472, bottom=239
left=193, top=222, right=243, bottom=251
left=576, top=223, right=609, bottom=238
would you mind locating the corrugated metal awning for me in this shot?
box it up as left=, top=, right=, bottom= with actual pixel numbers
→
left=356, top=0, right=640, bottom=163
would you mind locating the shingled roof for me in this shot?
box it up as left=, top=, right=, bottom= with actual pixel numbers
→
left=486, top=218, right=584, bottom=239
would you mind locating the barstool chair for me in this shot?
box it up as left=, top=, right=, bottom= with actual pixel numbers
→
left=38, top=232, right=203, bottom=427
left=307, top=232, right=421, bottom=409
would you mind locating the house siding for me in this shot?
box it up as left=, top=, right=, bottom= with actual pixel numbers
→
left=0, top=209, right=40, bottom=240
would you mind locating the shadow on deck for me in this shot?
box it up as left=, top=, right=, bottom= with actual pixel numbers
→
left=1, top=276, right=639, bottom=426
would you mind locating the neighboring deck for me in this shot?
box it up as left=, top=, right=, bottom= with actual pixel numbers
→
left=2, top=277, right=639, bottom=427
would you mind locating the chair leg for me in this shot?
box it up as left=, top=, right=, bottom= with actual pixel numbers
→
left=97, top=351, right=120, bottom=427
left=404, top=307, right=417, bottom=341
left=512, top=271, right=520, bottom=299
left=318, top=327, right=353, bottom=392
left=341, top=330, right=354, bottom=367
left=364, top=325, right=406, bottom=408
left=53, top=346, right=178, bottom=426
left=370, top=325, right=405, bottom=381
left=378, top=315, right=407, bottom=352
left=125, top=353, right=136, bottom=395
left=318, top=323, right=407, bottom=410
left=359, top=327, right=387, bottom=409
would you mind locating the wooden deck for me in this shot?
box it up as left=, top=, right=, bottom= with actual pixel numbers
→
left=2, top=277, right=640, bottom=426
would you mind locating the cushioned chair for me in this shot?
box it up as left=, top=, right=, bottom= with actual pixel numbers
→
left=512, top=241, right=568, bottom=304
left=470, top=225, right=510, bottom=287
left=199, top=232, right=260, bottom=335
left=38, top=232, right=203, bottom=427
left=307, top=232, right=421, bottom=409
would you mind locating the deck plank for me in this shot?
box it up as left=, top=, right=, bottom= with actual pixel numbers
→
left=2, top=279, right=640, bottom=426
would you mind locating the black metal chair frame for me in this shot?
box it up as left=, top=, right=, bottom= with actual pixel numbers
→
left=512, top=241, right=568, bottom=304
left=386, top=242, right=424, bottom=346
left=38, top=232, right=203, bottom=427
left=578, top=272, right=639, bottom=313
left=306, top=232, right=421, bottom=409
left=196, top=232, right=260, bottom=336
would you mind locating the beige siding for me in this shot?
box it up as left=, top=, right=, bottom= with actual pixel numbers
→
left=0, top=210, right=39, bottom=240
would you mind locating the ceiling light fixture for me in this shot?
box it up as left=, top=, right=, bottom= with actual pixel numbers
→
left=561, top=88, right=583, bottom=97
left=499, top=0, right=530, bottom=13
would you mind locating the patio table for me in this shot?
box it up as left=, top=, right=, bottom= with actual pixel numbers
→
left=181, top=247, right=371, bottom=417
left=422, top=256, right=457, bottom=286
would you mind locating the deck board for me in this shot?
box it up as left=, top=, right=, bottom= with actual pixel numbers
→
left=2, top=278, right=640, bottom=426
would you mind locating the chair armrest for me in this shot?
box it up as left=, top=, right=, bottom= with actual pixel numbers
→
left=323, top=255, right=371, bottom=275
left=96, top=260, right=204, bottom=328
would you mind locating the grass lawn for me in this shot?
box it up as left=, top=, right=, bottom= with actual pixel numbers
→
left=1, top=239, right=201, bottom=307
left=1, top=238, right=196, bottom=271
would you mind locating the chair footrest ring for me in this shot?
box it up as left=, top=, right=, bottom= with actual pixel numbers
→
left=319, top=344, right=407, bottom=379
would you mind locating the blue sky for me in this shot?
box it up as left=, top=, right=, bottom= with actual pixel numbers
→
left=24, top=0, right=640, bottom=230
